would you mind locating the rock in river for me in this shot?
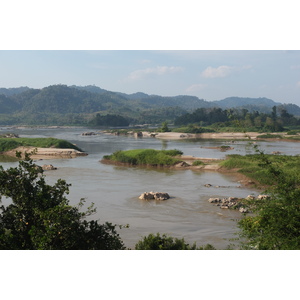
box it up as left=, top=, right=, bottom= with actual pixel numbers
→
left=139, top=192, right=170, bottom=201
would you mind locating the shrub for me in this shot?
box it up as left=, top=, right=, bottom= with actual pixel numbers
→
left=286, top=130, right=299, bottom=135
left=237, top=150, right=300, bottom=250
left=192, top=160, right=204, bottom=166
left=256, top=134, right=282, bottom=139
left=0, top=155, right=125, bottom=250
left=135, top=233, right=215, bottom=250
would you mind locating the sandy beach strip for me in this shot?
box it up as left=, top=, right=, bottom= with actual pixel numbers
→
left=2, top=146, right=87, bottom=159
left=143, top=131, right=260, bottom=140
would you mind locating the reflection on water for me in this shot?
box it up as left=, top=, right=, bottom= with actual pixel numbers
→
left=1, top=126, right=300, bottom=249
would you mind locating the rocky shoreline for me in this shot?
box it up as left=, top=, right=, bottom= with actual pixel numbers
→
left=208, top=194, right=269, bottom=213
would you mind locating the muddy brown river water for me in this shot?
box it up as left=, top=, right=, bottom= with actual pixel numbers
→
left=1, top=126, right=300, bottom=249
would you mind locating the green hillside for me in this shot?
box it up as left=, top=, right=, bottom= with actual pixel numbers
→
left=0, top=84, right=299, bottom=126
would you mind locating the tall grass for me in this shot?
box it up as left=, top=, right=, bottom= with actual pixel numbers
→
left=221, top=154, right=300, bottom=186
left=103, top=149, right=183, bottom=166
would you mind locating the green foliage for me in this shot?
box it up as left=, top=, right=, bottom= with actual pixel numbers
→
left=256, top=133, right=283, bottom=139
left=135, top=233, right=215, bottom=250
left=161, top=149, right=183, bottom=156
left=172, top=124, right=215, bottom=134
left=2, top=85, right=300, bottom=127
left=174, top=106, right=297, bottom=132
left=0, top=156, right=125, bottom=250
left=221, top=154, right=300, bottom=186
left=0, top=137, right=82, bottom=152
left=0, top=139, right=20, bottom=152
left=192, top=160, right=204, bottom=166
left=103, top=149, right=183, bottom=166
left=287, top=131, right=297, bottom=136
left=89, top=113, right=130, bottom=127
left=159, top=121, right=170, bottom=132
left=237, top=150, right=300, bottom=250
left=175, top=107, right=228, bottom=126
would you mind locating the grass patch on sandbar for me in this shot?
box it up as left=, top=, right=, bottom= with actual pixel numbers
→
left=103, top=149, right=183, bottom=167
left=0, top=137, right=82, bottom=152
left=220, top=154, right=300, bottom=186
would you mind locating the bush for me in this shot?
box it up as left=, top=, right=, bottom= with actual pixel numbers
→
left=256, top=134, right=282, bottom=139
left=237, top=150, right=300, bottom=250
left=135, top=233, right=215, bottom=250
left=0, top=155, right=125, bottom=250
left=173, top=125, right=215, bottom=134
left=192, top=160, right=204, bottom=166
left=286, top=130, right=299, bottom=135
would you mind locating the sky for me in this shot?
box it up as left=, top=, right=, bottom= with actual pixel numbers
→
left=1, top=50, right=300, bottom=105
left=1, top=1, right=299, bottom=106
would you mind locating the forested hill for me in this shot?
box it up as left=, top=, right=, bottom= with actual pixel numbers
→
left=213, top=97, right=281, bottom=109
left=0, top=84, right=299, bottom=125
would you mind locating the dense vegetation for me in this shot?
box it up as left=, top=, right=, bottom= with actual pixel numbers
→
left=0, top=137, right=82, bottom=152
left=102, top=149, right=183, bottom=166
left=135, top=233, right=215, bottom=250
left=89, top=113, right=130, bottom=127
left=0, top=155, right=125, bottom=249
left=234, top=151, right=300, bottom=249
left=1, top=84, right=299, bottom=126
left=174, top=106, right=299, bottom=132
left=220, top=153, right=300, bottom=186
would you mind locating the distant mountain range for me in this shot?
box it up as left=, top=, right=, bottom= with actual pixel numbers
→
left=0, top=84, right=299, bottom=125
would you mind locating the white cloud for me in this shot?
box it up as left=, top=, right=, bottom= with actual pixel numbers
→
left=186, top=83, right=207, bottom=92
left=201, top=65, right=234, bottom=78
left=201, top=65, right=252, bottom=78
left=127, top=66, right=183, bottom=81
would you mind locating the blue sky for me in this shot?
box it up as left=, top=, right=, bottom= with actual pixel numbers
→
left=1, top=50, right=300, bottom=104
left=1, top=1, right=299, bottom=105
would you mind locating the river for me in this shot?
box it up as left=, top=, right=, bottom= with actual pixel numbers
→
left=1, top=126, right=300, bottom=249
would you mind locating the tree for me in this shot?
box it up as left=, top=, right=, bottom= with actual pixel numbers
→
left=0, top=153, right=125, bottom=250
left=135, top=233, right=215, bottom=250
left=160, top=121, right=170, bottom=132
left=237, top=148, right=300, bottom=250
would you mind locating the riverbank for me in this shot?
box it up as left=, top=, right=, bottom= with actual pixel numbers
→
left=150, top=132, right=260, bottom=140
left=147, top=131, right=300, bottom=141
left=2, top=146, right=87, bottom=159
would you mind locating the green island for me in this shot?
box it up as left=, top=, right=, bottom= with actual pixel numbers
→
left=101, top=148, right=300, bottom=188
left=0, top=137, right=85, bottom=159
left=0, top=137, right=82, bottom=152
left=102, top=149, right=183, bottom=167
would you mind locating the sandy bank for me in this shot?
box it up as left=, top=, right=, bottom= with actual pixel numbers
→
left=3, top=146, right=87, bottom=159
left=143, top=131, right=260, bottom=140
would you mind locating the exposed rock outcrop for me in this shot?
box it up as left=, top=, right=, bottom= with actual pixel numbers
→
left=0, top=133, right=19, bottom=138
left=81, top=132, right=96, bottom=136
left=139, top=192, right=170, bottom=201
left=41, top=164, right=57, bottom=170
left=134, top=132, right=143, bottom=138
left=208, top=194, right=270, bottom=213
